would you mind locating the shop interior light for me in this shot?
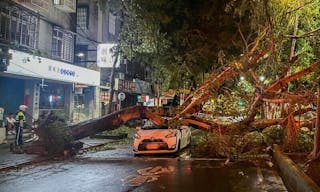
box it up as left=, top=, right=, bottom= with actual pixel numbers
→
left=77, top=52, right=85, bottom=57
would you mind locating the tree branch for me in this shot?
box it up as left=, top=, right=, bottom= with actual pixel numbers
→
left=286, top=0, right=315, bottom=14
left=284, top=27, right=320, bottom=39
left=267, top=61, right=320, bottom=93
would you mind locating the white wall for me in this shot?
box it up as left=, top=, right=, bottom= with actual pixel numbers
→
left=38, top=20, right=53, bottom=57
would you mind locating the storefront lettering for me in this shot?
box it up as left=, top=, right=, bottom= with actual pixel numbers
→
left=48, top=65, right=75, bottom=77
left=118, top=79, right=137, bottom=92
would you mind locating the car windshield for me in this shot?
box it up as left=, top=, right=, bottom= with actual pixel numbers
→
left=142, top=125, right=168, bottom=130
left=141, top=119, right=169, bottom=130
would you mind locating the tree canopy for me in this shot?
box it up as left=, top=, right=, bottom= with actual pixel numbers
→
left=98, top=0, right=320, bottom=158
left=99, top=0, right=320, bottom=92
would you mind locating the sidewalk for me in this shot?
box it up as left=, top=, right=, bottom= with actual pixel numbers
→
left=0, top=132, right=126, bottom=171
left=0, top=133, right=43, bottom=171
left=0, top=135, right=118, bottom=171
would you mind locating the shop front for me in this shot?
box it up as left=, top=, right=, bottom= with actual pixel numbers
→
left=113, top=78, right=153, bottom=110
left=38, top=82, right=72, bottom=120
left=0, top=76, right=25, bottom=116
left=72, top=85, right=97, bottom=122
left=0, top=49, right=100, bottom=123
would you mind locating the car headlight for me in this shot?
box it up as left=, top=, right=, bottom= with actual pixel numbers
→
left=134, top=133, right=141, bottom=139
left=165, top=131, right=177, bottom=138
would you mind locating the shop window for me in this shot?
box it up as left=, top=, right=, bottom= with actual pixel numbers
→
left=74, top=94, right=84, bottom=107
left=39, top=85, right=65, bottom=110
left=52, top=26, right=74, bottom=62
left=75, top=44, right=88, bottom=64
left=0, top=6, right=38, bottom=49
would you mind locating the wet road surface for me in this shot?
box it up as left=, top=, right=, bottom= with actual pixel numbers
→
left=0, top=154, right=287, bottom=192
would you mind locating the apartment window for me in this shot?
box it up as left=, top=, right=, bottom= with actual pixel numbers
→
left=77, top=7, right=88, bottom=30
left=0, top=8, right=10, bottom=41
left=53, top=0, right=61, bottom=5
left=52, top=26, right=74, bottom=62
left=108, top=12, right=116, bottom=36
left=0, top=7, right=38, bottom=49
left=75, top=44, right=88, bottom=64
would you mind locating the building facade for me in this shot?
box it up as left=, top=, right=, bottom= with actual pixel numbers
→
left=0, top=0, right=100, bottom=123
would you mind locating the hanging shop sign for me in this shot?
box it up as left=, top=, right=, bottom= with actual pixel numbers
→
left=115, top=78, right=137, bottom=92
left=97, top=43, right=120, bottom=68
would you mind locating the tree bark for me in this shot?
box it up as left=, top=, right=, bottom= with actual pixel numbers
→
left=267, top=61, right=320, bottom=93
left=107, top=48, right=119, bottom=114
left=175, top=66, right=236, bottom=118
left=289, top=15, right=299, bottom=61
left=309, top=82, right=320, bottom=160
left=69, top=106, right=162, bottom=140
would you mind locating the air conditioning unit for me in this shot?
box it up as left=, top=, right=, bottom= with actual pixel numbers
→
left=74, top=88, right=83, bottom=94
left=53, top=0, right=76, bottom=13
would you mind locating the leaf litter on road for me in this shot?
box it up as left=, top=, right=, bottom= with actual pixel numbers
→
left=122, top=165, right=175, bottom=187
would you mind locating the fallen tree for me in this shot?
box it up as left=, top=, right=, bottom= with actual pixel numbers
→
left=166, top=30, right=320, bottom=160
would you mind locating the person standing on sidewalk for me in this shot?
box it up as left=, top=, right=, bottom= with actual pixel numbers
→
left=6, top=113, right=16, bottom=135
left=14, top=105, right=27, bottom=147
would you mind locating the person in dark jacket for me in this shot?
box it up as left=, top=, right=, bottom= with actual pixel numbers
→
left=14, top=105, right=27, bottom=147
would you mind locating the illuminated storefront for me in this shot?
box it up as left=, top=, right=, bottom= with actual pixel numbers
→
left=0, top=49, right=100, bottom=122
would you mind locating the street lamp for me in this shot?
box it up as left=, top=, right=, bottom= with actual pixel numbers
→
left=259, top=75, right=265, bottom=82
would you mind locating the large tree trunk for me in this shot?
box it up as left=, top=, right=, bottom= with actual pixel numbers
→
left=69, top=106, right=162, bottom=140
left=309, top=82, right=320, bottom=160
left=107, top=48, right=119, bottom=114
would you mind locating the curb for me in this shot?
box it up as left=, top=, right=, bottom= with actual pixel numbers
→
left=272, top=144, right=320, bottom=192
left=0, top=157, right=49, bottom=172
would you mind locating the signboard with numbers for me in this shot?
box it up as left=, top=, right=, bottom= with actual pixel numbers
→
left=7, top=49, right=100, bottom=86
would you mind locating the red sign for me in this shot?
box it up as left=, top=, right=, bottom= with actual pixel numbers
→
left=118, top=79, right=136, bottom=92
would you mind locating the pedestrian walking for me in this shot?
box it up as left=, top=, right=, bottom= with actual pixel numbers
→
left=14, top=105, right=28, bottom=148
